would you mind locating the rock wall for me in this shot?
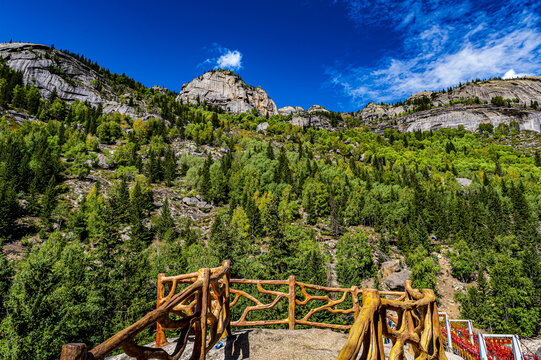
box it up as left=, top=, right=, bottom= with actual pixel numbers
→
left=176, top=70, right=278, bottom=117
left=396, top=105, right=541, bottom=133
left=0, top=43, right=109, bottom=105
left=442, top=77, right=541, bottom=105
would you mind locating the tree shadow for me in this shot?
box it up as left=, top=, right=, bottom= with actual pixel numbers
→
left=223, top=330, right=252, bottom=359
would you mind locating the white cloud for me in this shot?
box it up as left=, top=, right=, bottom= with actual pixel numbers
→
left=217, top=50, right=242, bottom=70
left=328, top=0, right=541, bottom=106
left=502, top=69, right=530, bottom=79
left=198, top=45, right=243, bottom=71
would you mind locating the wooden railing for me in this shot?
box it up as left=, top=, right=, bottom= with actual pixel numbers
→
left=157, top=274, right=370, bottom=337
left=60, top=260, right=231, bottom=360
left=338, top=280, right=447, bottom=360
left=61, top=262, right=446, bottom=360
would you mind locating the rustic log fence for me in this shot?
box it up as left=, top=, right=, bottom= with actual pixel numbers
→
left=61, top=261, right=446, bottom=360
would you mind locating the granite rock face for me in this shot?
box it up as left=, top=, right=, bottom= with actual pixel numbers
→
left=397, top=105, right=541, bottom=133
left=439, top=77, right=541, bottom=105
left=359, top=78, right=541, bottom=133
left=0, top=43, right=109, bottom=105
left=0, top=43, right=161, bottom=119
left=278, top=105, right=304, bottom=116
left=359, top=101, right=407, bottom=121
left=176, top=70, right=278, bottom=117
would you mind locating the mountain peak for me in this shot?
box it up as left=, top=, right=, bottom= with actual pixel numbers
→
left=177, top=70, right=278, bottom=116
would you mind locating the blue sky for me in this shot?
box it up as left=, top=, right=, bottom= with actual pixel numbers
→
left=1, top=0, right=540, bottom=112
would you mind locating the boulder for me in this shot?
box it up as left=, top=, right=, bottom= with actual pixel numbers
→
left=456, top=178, right=473, bottom=187
left=292, top=115, right=310, bottom=128
left=382, top=270, right=412, bottom=291
left=256, top=122, right=269, bottom=133
left=381, top=260, right=401, bottom=278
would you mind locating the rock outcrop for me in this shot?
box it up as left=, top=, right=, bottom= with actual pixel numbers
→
left=0, top=42, right=161, bottom=119
left=438, top=77, right=541, bottom=105
left=278, top=105, right=304, bottom=116
left=176, top=70, right=278, bottom=117
left=359, top=78, right=541, bottom=133
left=0, top=43, right=109, bottom=105
left=308, top=104, right=328, bottom=113
left=397, top=105, right=541, bottom=133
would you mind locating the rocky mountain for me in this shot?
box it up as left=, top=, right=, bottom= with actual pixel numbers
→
left=358, top=77, right=541, bottom=133
left=278, top=105, right=304, bottom=116
left=0, top=42, right=158, bottom=118
left=0, top=43, right=109, bottom=105
left=176, top=70, right=278, bottom=117
left=433, top=77, right=541, bottom=106
left=396, top=105, right=541, bottom=133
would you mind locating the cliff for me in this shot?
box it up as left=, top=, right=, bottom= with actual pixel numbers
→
left=0, top=43, right=109, bottom=105
left=358, top=77, right=541, bottom=133
left=176, top=70, right=279, bottom=117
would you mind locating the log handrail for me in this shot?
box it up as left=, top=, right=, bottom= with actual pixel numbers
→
left=61, top=260, right=231, bottom=360
left=61, top=262, right=446, bottom=360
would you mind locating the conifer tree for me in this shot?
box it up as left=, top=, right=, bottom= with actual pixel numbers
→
left=0, top=242, right=12, bottom=317
left=156, top=197, right=175, bottom=240
left=266, top=141, right=274, bottom=160
left=40, top=175, right=57, bottom=224
left=211, top=112, right=220, bottom=128
left=0, top=179, right=18, bottom=238
left=11, top=84, right=25, bottom=108
left=199, top=152, right=212, bottom=199
left=163, top=146, right=177, bottom=186
left=244, top=195, right=262, bottom=237
left=108, top=177, right=130, bottom=225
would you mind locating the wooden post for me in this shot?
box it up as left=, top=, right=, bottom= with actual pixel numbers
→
left=223, top=260, right=231, bottom=337
left=196, top=268, right=210, bottom=360
left=60, top=343, right=88, bottom=360
left=288, top=275, right=296, bottom=330
left=351, top=286, right=360, bottom=321
left=155, top=273, right=167, bottom=347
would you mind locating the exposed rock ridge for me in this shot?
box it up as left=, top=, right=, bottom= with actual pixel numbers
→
left=0, top=43, right=110, bottom=105
left=396, top=105, right=541, bottom=133
left=176, top=70, right=278, bottom=116
left=359, top=78, right=541, bottom=133
left=438, top=77, right=541, bottom=105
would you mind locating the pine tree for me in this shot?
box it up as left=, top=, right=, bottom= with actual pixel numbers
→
left=40, top=175, right=57, bottom=224
left=49, top=86, right=58, bottom=102
left=156, top=197, right=175, bottom=240
left=0, top=242, right=12, bottom=317
left=244, top=195, right=262, bottom=237
left=108, top=177, right=130, bottom=225
left=211, top=112, right=220, bottom=128
left=276, top=147, right=292, bottom=184
left=330, top=192, right=343, bottom=237
left=130, top=180, right=146, bottom=218
left=11, top=84, right=26, bottom=108
left=535, top=150, right=541, bottom=167
left=199, top=152, right=212, bottom=199
left=266, top=141, right=274, bottom=160
left=163, top=146, right=177, bottom=186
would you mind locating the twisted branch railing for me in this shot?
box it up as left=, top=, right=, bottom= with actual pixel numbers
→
left=61, top=262, right=446, bottom=360
left=337, top=280, right=447, bottom=360
left=60, top=260, right=231, bottom=360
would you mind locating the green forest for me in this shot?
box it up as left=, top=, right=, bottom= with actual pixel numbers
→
left=0, top=57, right=540, bottom=359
